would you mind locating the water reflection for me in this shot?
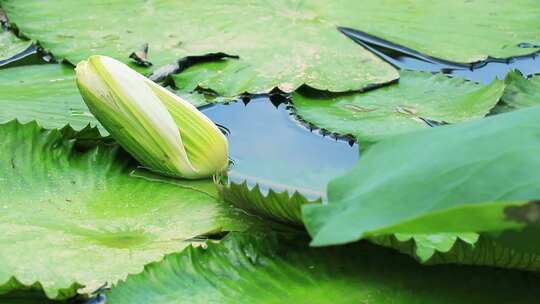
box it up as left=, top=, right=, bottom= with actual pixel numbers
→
left=201, top=96, right=359, bottom=200
left=339, top=27, right=540, bottom=84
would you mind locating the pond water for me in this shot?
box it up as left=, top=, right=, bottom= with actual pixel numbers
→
left=201, top=95, right=359, bottom=200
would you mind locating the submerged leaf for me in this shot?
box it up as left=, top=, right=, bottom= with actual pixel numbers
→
left=107, top=232, right=540, bottom=303
left=293, top=71, right=505, bottom=143
left=0, top=121, right=247, bottom=299
left=303, top=105, right=540, bottom=246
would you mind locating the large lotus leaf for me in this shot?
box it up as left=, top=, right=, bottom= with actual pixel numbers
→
left=0, top=121, right=249, bottom=299
left=338, top=0, right=540, bottom=63
left=303, top=105, right=540, bottom=246
left=106, top=232, right=540, bottom=304
left=0, top=30, right=31, bottom=62
left=0, top=64, right=207, bottom=134
left=0, top=0, right=398, bottom=96
left=292, top=71, right=505, bottom=143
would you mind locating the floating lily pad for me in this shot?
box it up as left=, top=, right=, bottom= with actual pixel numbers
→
left=0, top=121, right=248, bottom=299
left=0, top=64, right=100, bottom=131
left=0, top=30, right=31, bottom=62
left=293, top=71, right=505, bottom=143
left=0, top=64, right=207, bottom=133
left=304, top=105, right=540, bottom=246
left=1, top=0, right=398, bottom=96
left=106, top=232, right=540, bottom=304
left=338, top=0, right=540, bottom=63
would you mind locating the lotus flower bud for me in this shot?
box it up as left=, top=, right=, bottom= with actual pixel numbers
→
left=75, top=55, right=228, bottom=179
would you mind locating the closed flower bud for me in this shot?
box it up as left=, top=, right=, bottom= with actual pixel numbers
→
left=75, top=55, right=228, bottom=179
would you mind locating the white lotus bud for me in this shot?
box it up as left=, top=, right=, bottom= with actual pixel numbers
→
left=75, top=55, right=228, bottom=179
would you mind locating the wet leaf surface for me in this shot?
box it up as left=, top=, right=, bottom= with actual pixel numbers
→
left=0, top=121, right=249, bottom=299
left=106, top=232, right=540, bottom=304
left=293, top=71, right=504, bottom=143
left=304, top=105, right=540, bottom=246
left=1, top=0, right=398, bottom=96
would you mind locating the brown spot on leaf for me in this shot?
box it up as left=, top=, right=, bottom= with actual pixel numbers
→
left=505, top=201, right=540, bottom=224
left=129, top=43, right=152, bottom=67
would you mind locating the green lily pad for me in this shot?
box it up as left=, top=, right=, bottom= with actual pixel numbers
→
left=0, top=121, right=247, bottom=299
left=107, top=232, right=540, bottom=304
left=0, top=30, right=31, bottom=62
left=492, top=71, right=540, bottom=114
left=1, top=0, right=398, bottom=96
left=303, top=105, right=540, bottom=246
left=338, top=0, right=540, bottom=62
left=0, top=63, right=208, bottom=133
left=293, top=71, right=505, bottom=143
left=0, top=64, right=100, bottom=131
